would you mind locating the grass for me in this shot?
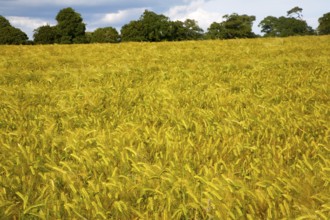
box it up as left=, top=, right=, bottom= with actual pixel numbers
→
left=0, top=36, right=329, bottom=219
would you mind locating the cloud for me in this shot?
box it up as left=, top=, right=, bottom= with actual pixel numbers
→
left=86, top=8, right=147, bottom=32
left=7, top=16, right=54, bottom=39
left=52, top=0, right=108, bottom=6
left=1, top=0, right=109, bottom=7
left=1, top=0, right=329, bottom=38
left=88, top=1, right=217, bottom=32
left=100, top=8, right=146, bottom=26
left=0, top=0, right=188, bottom=11
left=165, top=0, right=222, bottom=31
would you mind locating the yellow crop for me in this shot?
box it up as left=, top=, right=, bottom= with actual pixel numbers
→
left=0, top=36, right=329, bottom=219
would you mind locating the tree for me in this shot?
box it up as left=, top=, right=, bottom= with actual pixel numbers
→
left=317, top=12, right=330, bottom=35
left=121, top=10, right=172, bottom=42
left=0, top=16, right=11, bottom=28
left=121, top=10, right=204, bottom=42
left=258, top=16, right=278, bottom=37
left=55, top=7, right=86, bottom=44
left=139, top=10, right=171, bottom=42
left=287, top=6, right=303, bottom=19
left=33, top=25, right=58, bottom=44
left=90, top=27, right=119, bottom=43
left=182, top=19, right=204, bottom=40
left=0, top=15, right=28, bottom=45
left=169, top=19, right=203, bottom=41
left=206, top=13, right=256, bottom=39
left=259, top=7, right=314, bottom=37
left=85, top=32, right=92, bottom=43
left=121, top=20, right=145, bottom=42
left=168, top=20, right=186, bottom=41
left=278, top=17, right=314, bottom=37
left=206, top=22, right=226, bottom=39
left=222, top=13, right=256, bottom=38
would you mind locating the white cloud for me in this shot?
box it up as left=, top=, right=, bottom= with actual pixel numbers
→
left=9, top=0, right=110, bottom=7
left=165, top=0, right=222, bottom=31
left=6, top=0, right=187, bottom=8
left=3, top=0, right=329, bottom=38
left=101, top=8, right=146, bottom=24
left=8, top=16, right=54, bottom=39
left=52, top=0, right=107, bottom=6
left=86, top=8, right=147, bottom=32
left=8, top=16, right=51, bottom=28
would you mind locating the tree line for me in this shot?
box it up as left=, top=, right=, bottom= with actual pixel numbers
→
left=0, top=7, right=330, bottom=45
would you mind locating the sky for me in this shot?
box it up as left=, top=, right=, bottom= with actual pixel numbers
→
left=1, top=0, right=329, bottom=39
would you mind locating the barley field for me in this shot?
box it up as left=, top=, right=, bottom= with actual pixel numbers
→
left=0, top=36, right=329, bottom=219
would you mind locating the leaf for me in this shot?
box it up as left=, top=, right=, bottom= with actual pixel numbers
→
left=16, top=191, right=28, bottom=210
left=23, top=204, right=45, bottom=215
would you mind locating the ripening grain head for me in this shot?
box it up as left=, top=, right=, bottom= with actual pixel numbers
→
left=0, top=36, right=329, bottom=219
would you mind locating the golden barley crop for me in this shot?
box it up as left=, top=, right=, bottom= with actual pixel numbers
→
left=0, top=36, right=329, bottom=219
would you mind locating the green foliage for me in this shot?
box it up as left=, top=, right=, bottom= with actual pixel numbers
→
left=121, top=20, right=145, bottom=42
left=182, top=19, right=204, bottom=40
left=259, top=7, right=314, bottom=37
left=84, top=32, right=92, bottom=43
left=122, top=10, right=203, bottom=42
left=0, top=16, right=28, bottom=45
left=222, top=13, right=256, bottom=38
left=90, top=27, right=119, bottom=43
left=33, top=25, right=58, bottom=44
left=121, top=10, right=171, bottom=42
left=168, top=20, right=186, bottom=41
left=55, top=7, right=86, bottom=44
left=258, top=16, right=278, bottom=36
left=287, top=6, right=303, bottom=19
left=317, top=12, right=330, bottom=35
left=206, top=13, right=256, bottom=39
left=259, top=16, right=314, bottom=37
left=140, top=10, right=171, bottom=42
left=0, top=36, right=329, bottom=219
left=278, top=17, right=314, bottom=36
left=0, top=15, right=11, bottom=28
left=169, top=19, right=203, bottom=41
left=206, top=22, right=226, bottom=39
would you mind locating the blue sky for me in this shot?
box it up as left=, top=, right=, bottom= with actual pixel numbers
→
left=1, top=0, right=329, bottom=39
